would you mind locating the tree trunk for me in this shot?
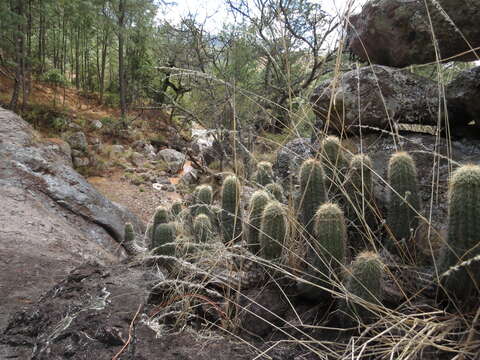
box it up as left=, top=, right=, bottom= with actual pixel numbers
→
left=9, top=0, right=26, bottom=112
left=118, top=0, right=127, bottom=119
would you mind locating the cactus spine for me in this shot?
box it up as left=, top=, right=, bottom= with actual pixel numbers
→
left=321, top=136, right=348, bottom=195
left=386, top=152, right=420, bottom=252
left=299, top=203, right=346, bottom=299
left=255, top=161, right=274, bottom=186
left=151, top=222, right=176, bottom=256
left=247, top=190, right=270, bottom=254
left=259, top=201, right=288, bottom=260
left=266, top=182, right=284, bottom=202
left=221, top=175, right=243, bottom=244
left=193, top=214, right=213, bottom=243
left=343, top=251, right=384, bottom=324
left=298, top=159, right=327, bottom=237
left=439, top=165, right=480, bottom=301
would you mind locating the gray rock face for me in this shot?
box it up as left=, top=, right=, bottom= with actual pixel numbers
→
left=66, top=131, right=88, bottom=152
left=0, top=107, right=144, bottom=330
left=274, top=138, right=314, bottom=180
left=447, top=66, right=480, bottom=127
left=347, top=0, right=480, bottom=67
left=157, top=148, right=186, bottom=173
left=310, top=65, right=439, bottom=134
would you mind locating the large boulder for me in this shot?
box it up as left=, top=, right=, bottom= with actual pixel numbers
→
left=0, top=107, right=143, bottom=331
left=310, top=65, right=439, bottom=134
left=446, top=66, right=480, bottom=127
left=347, top=0, right=480, bottom=67
left=0, top=262, right=259, bottom=359
left=156, top=148, right=186, bottom=173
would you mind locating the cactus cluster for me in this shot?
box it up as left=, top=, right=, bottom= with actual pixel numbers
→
left=220, top=175, right=243, bottom=244
left=439, top=164, right=480, bottom=301
left=299, top=203, right=347, bottom=300
left=259, top=200, right=288, bottom=260
left=321, top=136, right=348, bottom=195
left=255, top=161, right=274, bottom=186
left=298, top=159, right=327, bottom=237
left=342, top=251, right=384, bottom=324
left=386, top=152, right=420, bottom=253
left=247, top=190, right=270, bottom=254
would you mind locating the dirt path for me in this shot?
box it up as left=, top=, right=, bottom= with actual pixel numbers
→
left=88, top=172, right=182, bottom=224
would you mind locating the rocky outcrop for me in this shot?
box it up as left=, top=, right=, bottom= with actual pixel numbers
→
left=274, top=138, right=313, bottom=180
left=446, top=66, right=480, bottom=127
left=0, top=262, right=261, bottom=359
left=310, top=65, right=440, bottom=134
left=0, top=107, right=143, bottom=330
left=347, top=0, right=480, bottom=67
left=156, top=148, right=186, bottom=173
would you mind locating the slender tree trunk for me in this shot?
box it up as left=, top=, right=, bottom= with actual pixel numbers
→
left=99, top=24, right=109, bottom=104
left=118, top=0, right=127, bottom=119
left=9, top=0, right=26, bottom=112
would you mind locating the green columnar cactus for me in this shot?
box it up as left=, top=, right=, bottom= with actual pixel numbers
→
left=266, top=182, right=284, bottom=202
left=439, top=165, right=480, bottom=301
left=259, top=201, right=288, bottom=260
left=124, top=223, right=135, bottom=242
left=247, top=190, right=270, bottom=254
left=386, top=152, right=420, bottom=252
left=321, top=136, right=348, bottom=195
left=194, top=184, right=213, bottom=217
left=151, top=222, right=176, bottom=256
left=193, top=214, right=212, bottom=243
left=221, top=175, right=243, bottom=244
left=255, top=161, right=274, bottom=186
left=153, top=206, right=170, bottom=228
left=298, top=159, right=327, bottom=237
left=346, top=154, right=376, bottom=246
left=299, top=203, right=347, bottom=300
left=343, top=251, right=384, bottom=324
left=171, top=201, right=183, bottom=217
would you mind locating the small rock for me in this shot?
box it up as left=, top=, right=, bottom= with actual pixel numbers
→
left=66, top=131, right=88, bottom=152
left=91, top=120, right=103, bottom=130
left=130, top=152, right=147, bottom=167
left=73, top=156, right=90, bottom=167
left=179, top=168, right=199, bottom=185
left=110, top=145, right=125, bottom=156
